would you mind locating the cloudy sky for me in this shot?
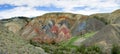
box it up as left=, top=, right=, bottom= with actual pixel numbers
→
left=0, top=0, right=120, bottom=19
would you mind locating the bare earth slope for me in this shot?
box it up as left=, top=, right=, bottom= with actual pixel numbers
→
left=0, top=9, right=120, bottom=54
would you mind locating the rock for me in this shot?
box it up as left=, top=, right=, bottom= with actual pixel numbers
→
left=5, top=22, right=21, bottom=33
left=0, top=23, right=47, bottom=54
left=71, top=18, right=105, bottom=36
left=55, top=24, right=71, bottom=43
left=20, top=12, right=108, bottom=44
left=113, top=17, right=120, bottom=24
left=81, top=24, right=120, bottom=53
left=86, top=18, right=106, bottom=32
left=1, top=17, right=31, bottom=33
left=0, top=9, right=120, bottom=54
left=21, top=13, right=87, bottom=44
left=89, top=13, right=110, bottom=24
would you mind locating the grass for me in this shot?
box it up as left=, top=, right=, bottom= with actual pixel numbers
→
left=82, top=32, right=97, bottom=38
left=61, top=32, right=97, bottom=48
left=37, top=43, right=102, bottom=54
left=61, top=36, right=80, bottom=48
left=112, top=44, right=120, bottom=54
left=0, top=26, right=98, bottom=54
left=29, top=31, right=98, bottom=54
left=0, top=26, right=46, bottom=54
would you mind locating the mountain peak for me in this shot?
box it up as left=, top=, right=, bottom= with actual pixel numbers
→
left=112, top=9, right=120, bottom=14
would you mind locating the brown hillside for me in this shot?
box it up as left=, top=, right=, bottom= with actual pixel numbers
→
left=20, top=13, right=105, bottom=44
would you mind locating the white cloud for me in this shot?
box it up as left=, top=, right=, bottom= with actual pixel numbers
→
left=0, top=7, right=48, bottom=19
left=0, top=0, right=120, bottom=19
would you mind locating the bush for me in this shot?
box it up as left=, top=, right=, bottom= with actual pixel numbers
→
left=36, top=43, right=102, bottom=54
left=112, top=45, right=120, bottom=54
left=77, top=45, right=102, bottom=54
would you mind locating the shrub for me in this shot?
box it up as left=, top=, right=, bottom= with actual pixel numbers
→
left=36, top=43, right=102, bottom=54
left=93, top=16, right=108, bottom=25
left=111, top=45, right=120, bottom=54
left=77, top=45, right=102, bottom=54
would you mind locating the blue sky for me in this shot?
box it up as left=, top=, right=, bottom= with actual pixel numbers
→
left=0, top=0, right=120, bottom=19
left=0, top=4, right=17, bottom=11
left=35, top=4, right=63, bottom=11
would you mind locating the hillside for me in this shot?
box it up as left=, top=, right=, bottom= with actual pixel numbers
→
left=0, top=9, right=120, bottom=54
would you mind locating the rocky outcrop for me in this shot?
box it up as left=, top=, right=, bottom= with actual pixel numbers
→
left=89, top=9, right=120, bottom=24
left=80, top=10, right=120, bottom=54
left=21, top=13, right=80, bottom=44
left=82, top=24, right=120, bottom=46
left=82, top=9, right=120, bottom=45
left=0, top=22, right=47, bottom=54
left=81, top=24, right=120, bottom=54
left=71, top=18, right=105, bottom=36
left=0, top=17, right=32, bottom=33
left=89, top=13, right=110, bottom=24
left=0, top=10, right=117, bottom=44
left=0, top=13, right=105, bottom=43
left=0, top=9, right=120, bottom=54
left=20, top=13, right=106, bottom=44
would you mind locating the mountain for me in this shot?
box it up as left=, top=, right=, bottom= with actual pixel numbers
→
left=20, top=13, right=105, bottom=44
left=0, top=18, right=46, bottom=54
left=0, top=9, right=120, bottom=54
left=80, top=10, right=120, bottom=54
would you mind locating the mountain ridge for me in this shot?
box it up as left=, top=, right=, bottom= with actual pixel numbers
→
left=0, top=9, right=120, bottom=54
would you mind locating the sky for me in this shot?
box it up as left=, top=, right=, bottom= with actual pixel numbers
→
left=0, top=0, right=120, bottom=19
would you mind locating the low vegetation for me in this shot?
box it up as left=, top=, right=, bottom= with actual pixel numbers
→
left=111, top=44, right=120, bottom=54
left=82, top=32, right=97, bottom=38
left=31, top=43, right=102, bottom=54
left=93, top=16, right=109, bottom=24
left=30, top=32, right=102, bottom=54
left=62, top=32, right=96, bottom=47
left=0, top=26, right=46, bottom=54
